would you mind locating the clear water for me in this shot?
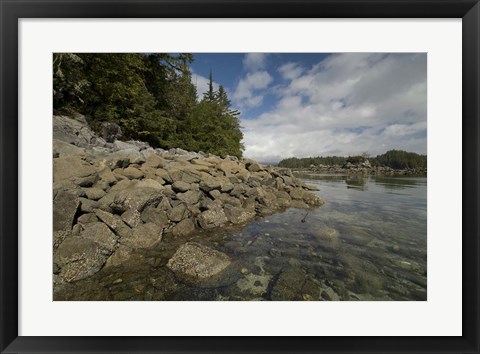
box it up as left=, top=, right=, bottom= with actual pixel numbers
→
left=54, top=174, right=427, bottom=301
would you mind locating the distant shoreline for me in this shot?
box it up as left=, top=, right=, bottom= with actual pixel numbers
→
left=292, top=166, right=427, bottom=177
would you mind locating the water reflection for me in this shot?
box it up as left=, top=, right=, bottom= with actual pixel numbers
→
left=345, top=175, right=367, bottom=191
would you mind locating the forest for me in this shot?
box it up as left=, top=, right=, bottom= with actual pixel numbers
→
left=278, top=150, right=427, bottom=170
left=53, top=53, right=244, bottom=158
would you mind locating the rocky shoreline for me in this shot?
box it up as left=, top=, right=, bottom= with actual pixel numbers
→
left=53, top=114, right=324, bottom=289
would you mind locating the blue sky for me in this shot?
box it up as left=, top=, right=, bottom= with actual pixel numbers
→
left=189, top=53, right=427, bottom=162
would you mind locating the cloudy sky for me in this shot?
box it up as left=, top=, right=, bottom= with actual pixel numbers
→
left=190, top=53, right=427, bottom=162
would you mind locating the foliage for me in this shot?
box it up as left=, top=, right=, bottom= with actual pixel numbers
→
left=278, top=150, right=427, bottom=170
left=374, top=150, right=427, bottom=169
left=278, top=156, right=346, bottom=168
left=53, top=53, right=244, bottom=157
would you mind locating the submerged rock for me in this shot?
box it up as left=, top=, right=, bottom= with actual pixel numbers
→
left=167, top=242, right=231, bottom=281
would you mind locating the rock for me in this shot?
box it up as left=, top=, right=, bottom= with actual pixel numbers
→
left=220, top=181, right=235, bottom=193
left=107, top=149, right=145, bottom=169
left=53, top=155, right=96, bottom=182
left=270, top=268, right=320, bottom=301
left=74, top=174, right=99, bottom=187
left=224, top=204, right=256, bottom=224
left=197, top=208, right=227, bottom=229
left=171, top=181, right=191, bottom=193
left=104, top=245, right=132, bottom=268
left=154, top=169, right=172, bottom=183
left=83, top=187, right=106, bottom=201
left=113, top=140, right=139, bottom=151
left=314, top=227, right=338, bottom=241
left=94, top=209, right=132, bottom=238
left=78, top=197, right=101, bottom=213
left=144, top=154, right=168, bottom=169
left=98, top=168, right=117, bottom=186
left=209, top=190, right=241, bottom=207
left=172, top=218, right=196, bottom=237
left=140, top=207, right=169, bottom=228
left=157, top=197, right=172, bottom=211
left=120, top=222, right=162, bottom=249
left=121, top=209, right=142, bottom=228
left=53, top=190, right=79, bottom=231
left=167, top=167, right=201, bottom=184
left=199, top=173, right=222, bottom=192
left=109, top=187, right=163, bottom=214
left=126, top=140, right=151, bottom=150
left=167, top=203, right=188, bottom=222
left=120, top=166, right=144, bottom=179
left=79, top=221, right=118, bottom=252
left=289, top=200, right=310, bottom=209
left=236, top=273, right=271, bottom=296
left=167, top=242, right=231, bottom=281
left=177, top=190, right=202, bottom=205
left=302, top=191, right=324, bottom=206
left=230, top=183, right=248, bottom=197
left=77, top=213, right=98, bottom=225
left=53, top=230, right=70, bottom=251
left=53, top=139, right=86, bottom=157
left=54, top=237, right=110, bottom=282
left=141, top=147, right=157, bottom=159
left=217, top=160, right=241, bottom=176
left=53, top=115, right=99, bottom=148
left=246, top=161, right=263, bottom=173
left=100, top=122, right=123, bottom=143
left=289, top=188, right=305, bottom=200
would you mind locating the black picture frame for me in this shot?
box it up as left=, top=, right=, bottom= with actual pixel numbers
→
left=1, top=1, right=479, bottom=353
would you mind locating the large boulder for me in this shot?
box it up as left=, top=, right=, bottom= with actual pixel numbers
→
left=53, top=237, right=110, bottom=282
left=108, top=187, right=163, bottom=214
left=270, top=268, right=320, bottom=301
left=140, top=207, right=169, bottom=228
left=94, top=209, right=132, bottom=238
left=53, top=139, right=86, bottom=157
left=223, top=204, right=256, bottom=225
left=79, top=222, right=118, bottom=252
left=120, top=222, right=163, bottom=249
left=167, top=242, right=231, bottom=281
left=106, top=149, right=146, bottom=169
left=53, top=155, right=97, bottom=182
left=197, top=207, right=228, bottom=229
left=53, top=190, right=79, bottom=231
left=172, top=218, right=196, bottom=237
left=53, top=115, right=105, bottom=148
left=100, top=122, right=123, bottom=143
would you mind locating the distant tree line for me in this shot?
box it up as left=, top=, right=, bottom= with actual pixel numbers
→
left=278, top=150, right=427, bottom=170
left=53, top=53, right=244, bottom=158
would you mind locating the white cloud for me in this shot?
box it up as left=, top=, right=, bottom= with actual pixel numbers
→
left=191, top=71, right=220, bottom=101
left=278, top=62, right=303, bottom=80
left=241, top=53, right=427, bottom=162
left=233, top=71, right=273, bottom=108
left=243, top=53, right=269, bottom=71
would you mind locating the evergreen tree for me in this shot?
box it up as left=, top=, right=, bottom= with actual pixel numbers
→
left=52, top=53, right=244, bottom=157
left=203, top=69, right=215, bottom=102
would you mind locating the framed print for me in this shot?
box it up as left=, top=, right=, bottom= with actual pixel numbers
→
left=1, top=0, right=479, bottom=353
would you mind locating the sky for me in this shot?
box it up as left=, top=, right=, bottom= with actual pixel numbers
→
left=190, top=53, right=427, bottom=163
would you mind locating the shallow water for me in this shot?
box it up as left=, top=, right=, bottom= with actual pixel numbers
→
left=55, top=173, right=427, bottom=301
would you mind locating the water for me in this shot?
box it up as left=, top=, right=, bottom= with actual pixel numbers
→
left=54, top=173, right=427, bottom=301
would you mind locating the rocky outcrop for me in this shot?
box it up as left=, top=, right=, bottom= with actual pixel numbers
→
left=52, top=114, right=324, bottom=285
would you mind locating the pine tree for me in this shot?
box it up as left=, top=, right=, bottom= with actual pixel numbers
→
left=203, top=69, right=215, bottom=102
